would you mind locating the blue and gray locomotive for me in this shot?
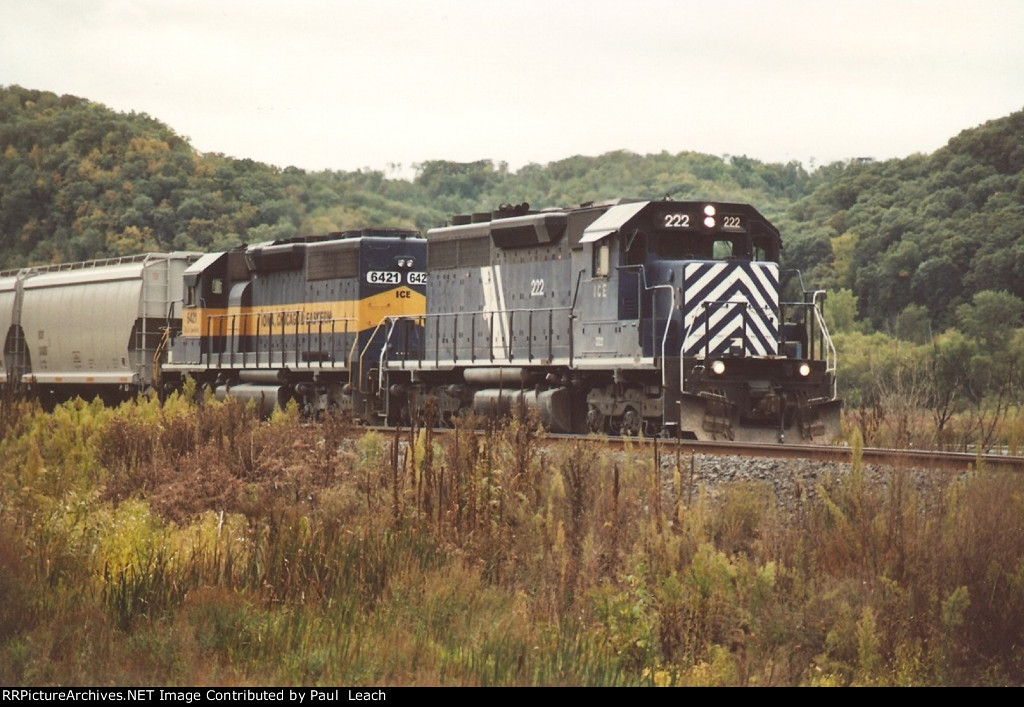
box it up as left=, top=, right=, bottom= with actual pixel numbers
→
left=379, top=199, right=839, bottom=442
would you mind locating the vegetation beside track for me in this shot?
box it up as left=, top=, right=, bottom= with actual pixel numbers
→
left=2, top=389, right=1024, bottom=685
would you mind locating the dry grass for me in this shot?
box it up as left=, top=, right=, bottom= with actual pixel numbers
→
left=1, top=394, right=1023, bottom=685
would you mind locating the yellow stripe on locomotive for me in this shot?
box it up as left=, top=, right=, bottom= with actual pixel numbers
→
left=167, top=230, right=426, bottom=375
left=182, top=289, right=425, bottom=342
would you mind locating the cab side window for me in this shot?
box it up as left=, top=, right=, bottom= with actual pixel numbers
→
left=593, top=242, right=610, bottom=277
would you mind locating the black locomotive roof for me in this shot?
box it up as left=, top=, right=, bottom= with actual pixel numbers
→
left=255, top=228, right=421, bottom=248
left=333, top=228, right=422, bottom=239
left=580, top=200, right=782, bottom=247
left=432, top=199, right=782, bottom=250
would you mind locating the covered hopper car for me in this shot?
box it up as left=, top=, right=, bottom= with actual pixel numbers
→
left=1, top=252, right=198, bottom=407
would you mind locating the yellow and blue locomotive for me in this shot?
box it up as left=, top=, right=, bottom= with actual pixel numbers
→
left=379, top=199, right=839, bottom=442
left=164, top=228, right=426, bottom=419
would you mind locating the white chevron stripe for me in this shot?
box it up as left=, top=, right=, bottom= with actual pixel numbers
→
left=684, top=313, right=777, bottom=356
left=690, top=312, right=772, bottom=356
left=682, top=262, right=779, bottom=358
left=751, top=263, right=779, bottom=299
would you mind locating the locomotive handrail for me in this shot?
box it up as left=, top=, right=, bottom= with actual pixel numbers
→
left=677, top=292, right=836, bottom=399
left=374, top=318, right=390, bottom=393
left=651, top=282, right=675, bottom=389
left=778, top=293, right=837, bottom=384
left=780, top=268, right=810, bottom=294
left=616, top=264, right=675, bottom=388
left=383, top=317, right=402, bottom=392
left=368, top=313, right=426, bottom=392
left=347, top=327, right=364, bottom=380
left=378, top=307, right=574, bottom=370
left=374, top=316, right=405, bottom=394
left=680, top=314, right=697, bottom=393
left=809, top=292, right=838, bottom=399
left=204, top=310, right=355, bottom=370
left=569, top=269, right=586, bottom=366
left=357, top=315, right=403, bottom=394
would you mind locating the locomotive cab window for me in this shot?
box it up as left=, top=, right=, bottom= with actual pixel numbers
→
left=712, top=236, right=753, bottom=261
left=752, top=235, right=779, bottom=262
left=593, top=242, right=611, bottom=277
left=650, top=233, right=705, bottom=259
left=623, top=230, right=646, bottom=266
left=712, top=240, right=734, bottom=259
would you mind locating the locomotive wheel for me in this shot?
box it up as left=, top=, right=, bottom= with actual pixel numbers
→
left=617, top=407, right=642, bottom=436
left=586, top=404, right=606, bottom=433
left=387, top=402, right=411, bottom=427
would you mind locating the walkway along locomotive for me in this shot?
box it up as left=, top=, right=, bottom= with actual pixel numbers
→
left=376, top=199, right=839, bottom=442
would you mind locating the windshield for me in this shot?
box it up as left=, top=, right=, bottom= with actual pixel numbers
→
left=647, top=233, right=777, bottom=262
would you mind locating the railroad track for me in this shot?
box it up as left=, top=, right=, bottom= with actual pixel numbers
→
left=554, top=436, right=1024, bottom=472
left=368, top=426, right=1024, bottom=472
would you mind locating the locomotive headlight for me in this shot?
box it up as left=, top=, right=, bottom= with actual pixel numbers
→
left=798, top=363, right=811, bottom=377
left=711, top=360, right=726, bottom=376
left=703, top=204, right=716, bottom=228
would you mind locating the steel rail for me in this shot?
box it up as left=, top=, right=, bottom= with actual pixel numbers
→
left=366, top=426, right=1024, bottom=472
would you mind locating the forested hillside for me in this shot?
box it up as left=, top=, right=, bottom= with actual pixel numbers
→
left=0, top=86, right=441, bottom=266
left=5, top=85, right=1022, bottom=334
left=0, top=84, right=813, bottom=268
left=780, top=111, right=1024, bottom=331
left=7, top=87, right=1024, bottom=687
left=3, top=84, right=1024, bottom=445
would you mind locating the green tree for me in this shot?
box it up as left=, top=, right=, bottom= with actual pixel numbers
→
left=894, top=304, right=932, bottom=344
left=825, top=288, right=861, bottom=334
left=925, top=330, right=976, bottom=446
left=955, top=290, right=1024, bottom=351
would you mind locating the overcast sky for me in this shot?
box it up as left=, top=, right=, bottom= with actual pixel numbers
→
left=2, top=0, right=1022, bottom=176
